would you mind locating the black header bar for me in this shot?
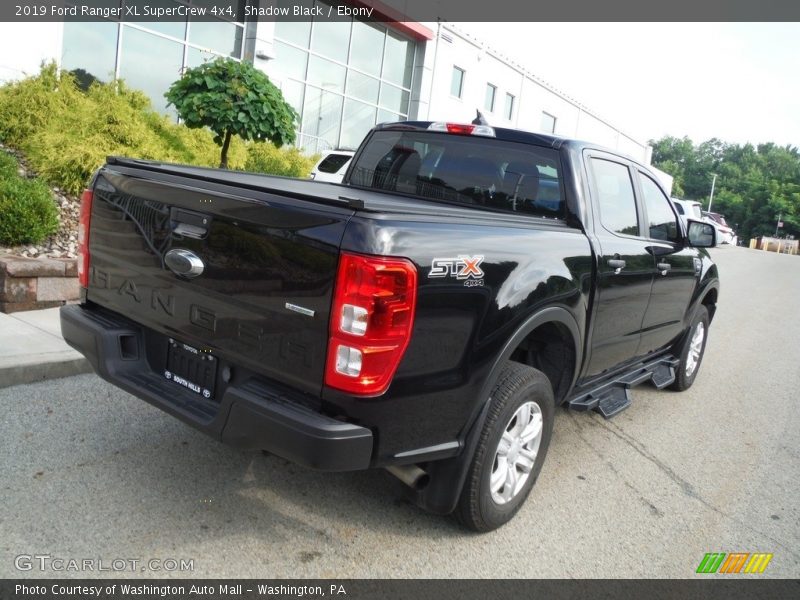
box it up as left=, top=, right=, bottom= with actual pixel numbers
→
left=2, top=0, right=800, bottom=22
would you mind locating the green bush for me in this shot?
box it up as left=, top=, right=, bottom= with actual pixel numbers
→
left=0, top=173, right=59, bottom=246
left=0, top=63, right=63, bottom=147
left=0, top=63, right=313, bottom=196
left=0, top=64, right=247, bottom=195
left=244, top=143, right=317, bottom=178
left=0, top=151, right=17, bottom=178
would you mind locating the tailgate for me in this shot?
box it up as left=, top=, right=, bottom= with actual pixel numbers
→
left=86, top=164, right=354, bottom=396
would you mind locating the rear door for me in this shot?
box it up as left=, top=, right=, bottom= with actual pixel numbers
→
left=87, top=166, right=354, bottom=396
left=583, top=153, right=656, bottom=377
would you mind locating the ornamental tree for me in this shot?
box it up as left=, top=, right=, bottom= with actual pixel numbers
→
left=165, top=58, right=297, bottom=168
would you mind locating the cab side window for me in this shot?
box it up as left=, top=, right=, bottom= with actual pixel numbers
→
left=590, top=158, right=639, bottom=237
left=639, top=174, right=680, bottom=243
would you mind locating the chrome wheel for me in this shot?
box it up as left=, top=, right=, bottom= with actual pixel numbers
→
left=490, top=401, right=543, bottom=505
left=685, top=322, right=705, bottom=377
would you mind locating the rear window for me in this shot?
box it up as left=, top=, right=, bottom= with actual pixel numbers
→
left=318, top=153, right=352, bottom=173
left=348, top=130, right=565, bottom=218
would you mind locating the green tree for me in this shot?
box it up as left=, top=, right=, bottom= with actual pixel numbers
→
left=165, top=58, right=297, bottom=168
left=649, top=135, right=696, bottom=197
left=651, top=135, right=800, bottom=242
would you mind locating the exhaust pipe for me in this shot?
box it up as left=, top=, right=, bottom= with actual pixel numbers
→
left=386, top=464, right=430, bottom=490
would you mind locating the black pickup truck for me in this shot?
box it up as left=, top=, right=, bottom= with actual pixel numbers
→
left=61, top=121, right=719, bottom=531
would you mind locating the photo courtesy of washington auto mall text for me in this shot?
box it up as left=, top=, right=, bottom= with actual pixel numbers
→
left=14, top=584, right=348, bottom=598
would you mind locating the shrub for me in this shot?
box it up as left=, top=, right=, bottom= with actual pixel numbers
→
left=0, top=151, right=17, bottom=179
left=0, top=64, right=248, bottom=195
left=0, top=63, right=315, bottom=197
left=0, top=173, right=59, bottom=246
left=0, top=63, right=64, bottom=147
left=244, top=143, right=317, bottom=178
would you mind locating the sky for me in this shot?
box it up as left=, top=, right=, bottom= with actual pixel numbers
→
left=458, top=22, right=800, bottom=148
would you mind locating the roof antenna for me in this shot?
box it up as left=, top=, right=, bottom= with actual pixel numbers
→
left=472, top=110, right=489, bottom=126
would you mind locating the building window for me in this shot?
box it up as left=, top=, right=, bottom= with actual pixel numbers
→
left=450, top=66, right=465, bottom=98
left=60, top=1, right=248, bottom=116
left=541, top=111, right=557, bottom=134
left=61, top=20, right=119, bottom=88
left=119, top=27, right=184, bottom=115
left=504, top=93, right=515, bottom=120
left=341, top=99, right=377, bottom=149
left=272, top=1, right=417, bottom=153
left=485, top=83, right=497, bottom=112
left=383, top=30, right=415, bottom=89
left=349, top=19, right=384, bottom=77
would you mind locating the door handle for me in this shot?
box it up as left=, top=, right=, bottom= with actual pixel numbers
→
left=657, top=262, right=671, bottom=274
left=607, top=258, right=626, bottom=274
left=170, top=207, right=211, bottom=239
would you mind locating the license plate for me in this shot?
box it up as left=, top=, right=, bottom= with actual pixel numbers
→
left=164, top=339, right=217, bottom=400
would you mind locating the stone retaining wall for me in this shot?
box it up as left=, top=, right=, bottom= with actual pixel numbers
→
left=0, top=255, right=79, bottom=313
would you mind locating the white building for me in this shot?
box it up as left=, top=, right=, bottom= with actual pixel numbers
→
left=417, top=25, right=653, bottom=163
left=0, top=1, right=670, bottom=188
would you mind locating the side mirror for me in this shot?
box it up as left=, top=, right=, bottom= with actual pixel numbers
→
left=687, top=220, right=716, bottom=248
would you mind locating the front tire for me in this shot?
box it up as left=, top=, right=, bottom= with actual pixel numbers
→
left=669, top=305, right=710, bottom=391
left=456, top=361, right=554, bottom=532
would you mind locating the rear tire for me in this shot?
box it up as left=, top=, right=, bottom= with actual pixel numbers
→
left=456, top=361, right=554, bottom=532
left=669, top=305, right=710, bottom=391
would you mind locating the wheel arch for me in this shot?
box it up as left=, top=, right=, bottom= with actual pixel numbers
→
left=479, top=306, right=582, bottom=409
left=414, top=306, right=581, bottom=516
left=673, top=280, right=719, bottom=359
left=701, top=286, right=718, bottom=322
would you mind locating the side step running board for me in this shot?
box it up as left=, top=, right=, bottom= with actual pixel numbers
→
left=567, top=356, right=679, bottom=419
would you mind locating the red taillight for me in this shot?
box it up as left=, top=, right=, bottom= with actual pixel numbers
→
left=77, top=189, right=93, bottom=288
left=325, top=252, right=417, bottom=396
left=446, top=123, right=475, bottom=135
left=428, top=122, right=496, bottom=137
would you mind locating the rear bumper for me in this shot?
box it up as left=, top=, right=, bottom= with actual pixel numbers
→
left=60, top=303, right=373, bottom=471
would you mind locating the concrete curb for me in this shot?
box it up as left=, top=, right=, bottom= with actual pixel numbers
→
left=0, top=307, right=94, bottom=389
left=0, top=353, right=93, bottom=389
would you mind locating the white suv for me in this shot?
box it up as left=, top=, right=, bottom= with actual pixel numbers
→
left=309, top=150, right=355, bottom=183
left=672, top=198, right=734, bottom=246
left=671, top=198, right=705, bottom=234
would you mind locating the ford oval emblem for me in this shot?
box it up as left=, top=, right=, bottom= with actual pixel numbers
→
left=164, top=249, right=205, bottom=278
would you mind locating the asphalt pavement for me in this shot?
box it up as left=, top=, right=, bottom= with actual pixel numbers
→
left=1, top=246, right=798, bottom=578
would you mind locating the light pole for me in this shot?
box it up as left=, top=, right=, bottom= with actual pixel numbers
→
left=707, top=173, right=717, bottom=213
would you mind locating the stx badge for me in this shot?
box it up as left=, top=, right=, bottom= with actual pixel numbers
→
left=429, top=255, right=485, bottom=286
